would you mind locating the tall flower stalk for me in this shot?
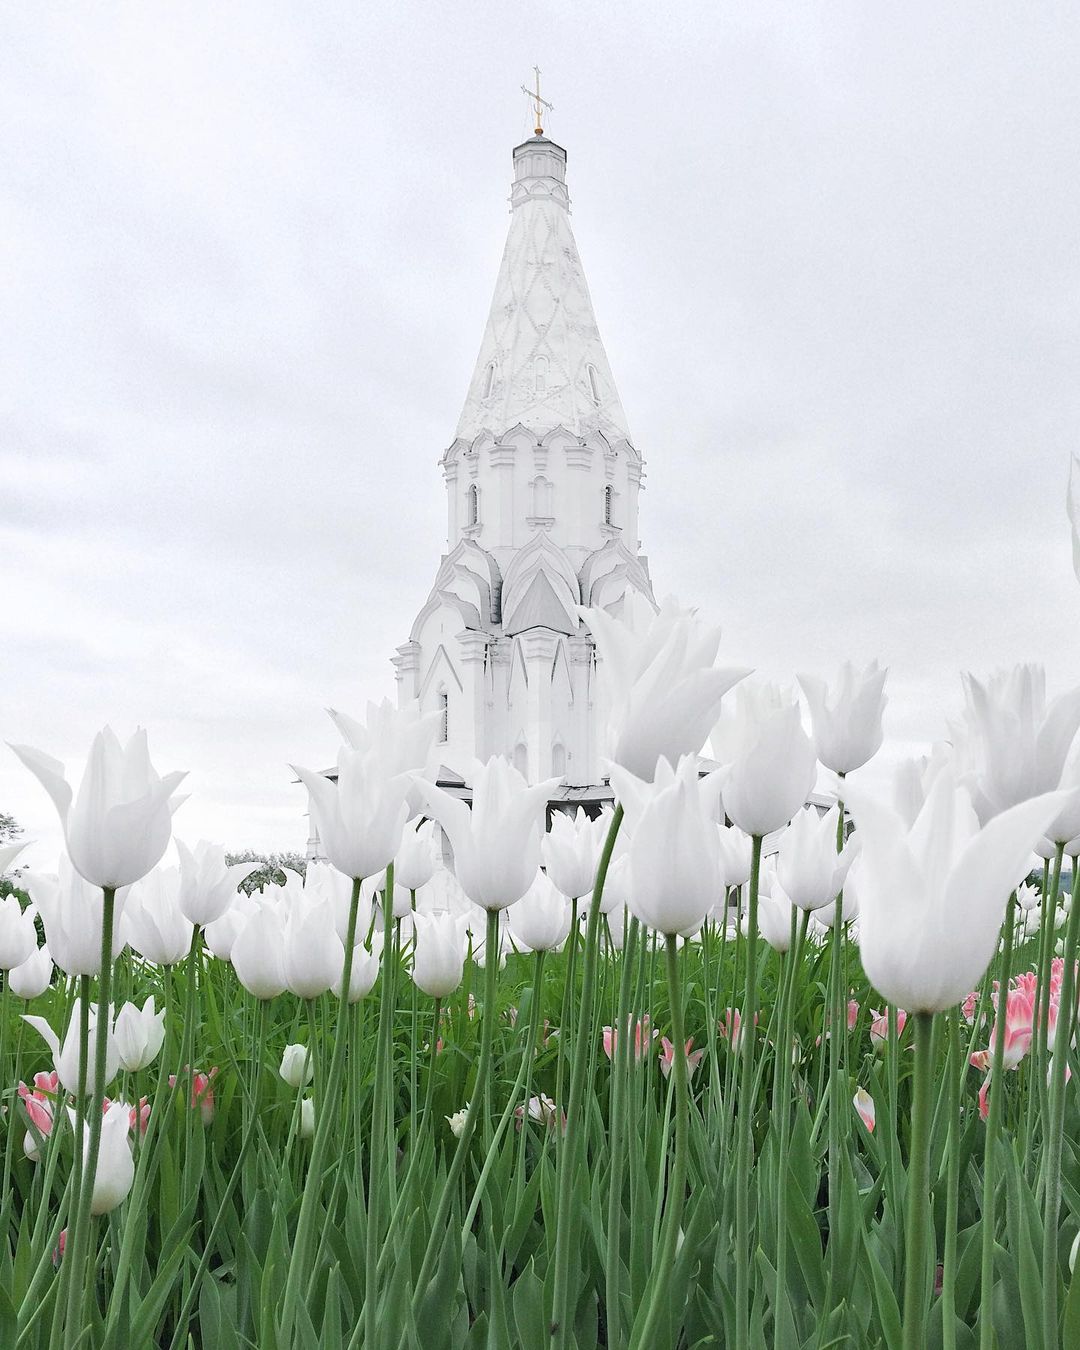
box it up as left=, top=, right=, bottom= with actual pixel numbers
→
left=735, top=834, right=763, bottom=1350
left=902, top=1011, right=935, bottom=1350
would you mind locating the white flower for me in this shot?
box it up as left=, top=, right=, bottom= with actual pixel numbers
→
left=113, top=996, right=166, bottom=1072
left=394, top=820, right=441, bottom=892
left=413, top=758, right=560, bottom=912
left=283, top=895, right=345, bottom=1000
left=412, top=911, right=466, bottom=998
left=508, top=873, right=572, bottom=952
left=279, top=1043, right=314, bottom=1089
left=775, top=805, right=857, bottom=913
left=231, top=898, right=288, bottom=1000
left=24, top=1002, right=120, bottom=1096
left=446, top=1106, right=469, bottom=1138
left=0, top=893, right=37, bottom=971
left=300, top=1097, right=315, bottom=1139
left=584, top=591, right=750, bottom=782
left=846, top=765, right=1068, bottom=1012
left=68, top=1101, right=134, bottom=1214
left=8, top=942, right=53, bottom=1000
left=24, top=857, right=130, bottom=978
left=176, top=840, right=258, bottom=927
left=711, top=683, right=817, bottom=838
left=798, top=661, right=887, bottom=775
left=608, top=756, right=723, bottom=937
left=124, top=867, right=193, bottom=966
left=10, top=728, right=186, bottom=889
left=541, top=807, right=618, bottom=902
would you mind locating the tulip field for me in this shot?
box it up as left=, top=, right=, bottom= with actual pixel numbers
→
left=6, top=607, right=1080, bottom=1348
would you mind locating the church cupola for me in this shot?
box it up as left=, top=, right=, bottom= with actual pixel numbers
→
left=511, top=136, right=569, bottom=211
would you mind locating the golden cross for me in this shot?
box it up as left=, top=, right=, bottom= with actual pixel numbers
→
left=521, top=66, right=553, bottom=136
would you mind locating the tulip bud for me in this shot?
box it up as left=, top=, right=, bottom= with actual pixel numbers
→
left=446, top=1106, right=469, bottom=1138
left=508, top=873, right=571, bottom=953
left=300, top=1097, right=315, bottom=1139
left=394, top=820, right=440, bottom=892
left=853, top=1088, right=876, bottom=1133
left=123, top=867, right=193, bottom=966
left=8, top=942, right=53, bottom=1000
left=0, top=894, right=37, bottom=971
left=412, top=912, right=466, bottom=998
left=232, top=900, right=288, bottom=1000
left=279, top=1044, right=314, bottom=1089
left=70, top=1101, right=135, bottom=1215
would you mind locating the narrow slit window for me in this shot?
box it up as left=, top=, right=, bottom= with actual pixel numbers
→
left=482, top=362, right=496, bottom=399
left=534, top=356, right=548, bottom=393
left=603, top=485, right=614, bottom=525
left=587, top=364, right=601, bottom=403
left=467, top=484, right=479, bottom=527
left=438, top=692, right=448, bottom=743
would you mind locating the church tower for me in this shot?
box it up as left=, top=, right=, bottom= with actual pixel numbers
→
left=394, top=121, right=655, bottom=792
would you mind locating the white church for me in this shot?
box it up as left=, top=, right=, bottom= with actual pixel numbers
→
left=393, top=116, right=656, bottom=804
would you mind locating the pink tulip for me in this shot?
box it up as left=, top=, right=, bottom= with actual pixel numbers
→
left=961, top=991, right=982, bottom=1025
left=659, top=1037, right=705, bottom=1080
left=853, top=1087, right=876, bottom=1133
left=978, top=1076, right=991, bottom=1121
left=989, top=985, right=1035, bottom=1071
left=869, top=1008, right=907, bottom=1050
left=52, top=1228, right=66, bottom=1268
left=602, top=1017, right=657, bottom=1063
left=969, top=1050, right=991, bottom=1072
left=169, top=1066, right=219, bottom=1124
left=513, top=1094, right=566, bottom=1133
left=847, top=999, right=860, bottom=1031
left=719, top=1008, right=757, bottom=1052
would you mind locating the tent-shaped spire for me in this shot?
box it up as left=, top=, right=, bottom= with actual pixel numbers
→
left=455, top=135, right=631, bottom=445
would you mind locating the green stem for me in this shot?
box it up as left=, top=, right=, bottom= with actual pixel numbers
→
left=604, top=911, right=640, bottom=1350
left=63, top=889, right=116, bottom=1340
left=628, top=935, right=689, bottom=1350
left=278, top=875, right=363, bottom=1343
left=404, top=908, right=502, bottom=1321
left=941, top=1008, right=962, bottom=1350
left=735, top=835, right=763, bottom=1350
left=549, top=804, right=624, bottom=1348
left=979, top=893, right=1016, bottom=1350
left=902, top=1011, right=936, bottom=1350
left=1042, top=862, right=1080, bottom=1344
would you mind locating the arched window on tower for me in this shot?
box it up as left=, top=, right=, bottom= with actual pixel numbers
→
left=603, top=484, right=614, bottom=526
left=531, top=476, right=553, bottom=518
left=467, top=484, right=479, bottom=527
left=482, top=361, right=496, bottom=399
left=513, top=742, right=529, bottom=780
left=437, top=690, right=449, bottom=744
left=534, top=356, right=548, bottom=394
left=587, top=364, right=601, bottom=404
left=551, top=741, right=566, bottom=777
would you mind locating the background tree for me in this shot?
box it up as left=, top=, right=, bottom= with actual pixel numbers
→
left=225, top=849, right=307, bottom=895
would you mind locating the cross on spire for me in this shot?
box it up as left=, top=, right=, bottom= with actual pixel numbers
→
left=521, top=66, right=553, bottom=137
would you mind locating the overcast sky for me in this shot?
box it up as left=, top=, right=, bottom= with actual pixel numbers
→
left=3, top=3, right=1079, bottom=866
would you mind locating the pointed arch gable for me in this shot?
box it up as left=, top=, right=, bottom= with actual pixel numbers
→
left=418, top=643, right=464, bottom=702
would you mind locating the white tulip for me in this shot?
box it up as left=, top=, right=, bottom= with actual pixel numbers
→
left=231, top=899, right=288, bottom=1000
left=69, top=1101, right=134, bottom=1214
left=8, top=942, right=53, bottom=1000
left=10, top=728, right=186, bottom=889
left=711, top=683, right=818, bottom=838
left=279, top=1043, right=314, bottom=1089
left=24, top=857, right=130, bottom=978
left=114, top=996, right=166, bottom=1072
left=411, top=911, right=466, bottom=997
left=414, top=757, right=560, bottom=912
left=24, top=1002, right=120, bottom=1096
left=0, top=893, right=37, bottom=970
left=124, top=867, right=193, bottom=966
left=395, top=820, right=440, bottom=892
left=509, top=873, right=572, bottom=952
left=176, top=840, right=258, bottom=927
left=798, top=661, right=888, bottom=775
